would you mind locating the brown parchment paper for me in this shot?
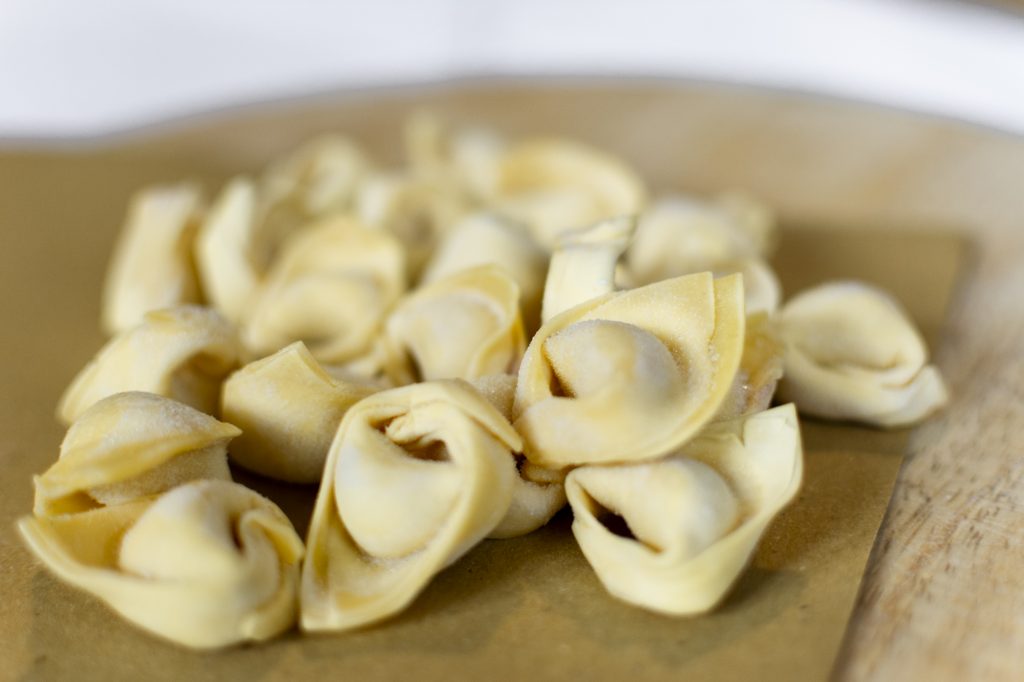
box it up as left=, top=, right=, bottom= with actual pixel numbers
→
left=0, top=82, right=965, bottom=682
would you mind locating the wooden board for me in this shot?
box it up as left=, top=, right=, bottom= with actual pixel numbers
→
left=0, top=80, right=1020, bottom=680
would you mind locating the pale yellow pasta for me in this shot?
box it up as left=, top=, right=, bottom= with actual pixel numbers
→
left=196, top=138, right=372, bottom=324
left=627, top=194, right=780, bottom=313
left=716, top=191, right=777, bottom=256
left=777, top=281, right=948, bottom=427
left=102, top=183, right=205, bottom=335
left=38, top=114, right=954, bottom=641
left=541, top=216, right=635, bottom=324
left=514, top=272, right=745, bottom=468
left=36, top=392, right=236, bottom=516
left=383, top=264, right=526, bottom=385
left=718, top=312, right=785, bottom=420
left=566, top=404, right=802, bottom=615
left=469, top=374, right=566, bottom=539
left=489, top=456, right=566, bottom=540
left=243, top=215, right=406, bottom=369
left=19, top=480, right=303, bottom=649
left=301, top=380, right=518, bottom=632
left=194, top=178, right=267, bottom=324
left=404, top=111, right=506, bottom=200
left=731, top=257, right=782, bottom=315
left=421, top=212, right=548, bottom=330
left=489, top=138, right=647, bottom=249
left=261, top=134, right=370, bottom=217
left=221, top=342, right=377, bottom=483
left=57, top=306, right=239, bottom=425
left=355, top=171, right=469, bottom=279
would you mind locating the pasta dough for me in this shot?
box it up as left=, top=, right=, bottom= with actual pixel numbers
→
left=301, top=380, right=518, bottom=632
left=469, top=374, right=567, bottom=539
left=102, top=182, right=205, bottom=335
left=566, top=404, right=803, bottom=615
left=514, top=272, right=745, bottom=468
left=57, top=306, right=239, bottom=425
left=19, top=479, right=303, bottom=649
left=777, top=281, right=948, bottom=427
left=196, top=138, right=371, bottom=325
left=421, top=212, right=548, bottom=331
left=383, top=264, right=526, bottom=384
left=404, top=111, right=505, bottom=200
left=489, top=138, right=647, bottom=249
left=243, top=215, right=406, bottom=369
left=541, top=215, right=635, bottom=323
left=221, top=342, right=377, bottom=483
left=261, top=134, right=370, bottom=217
left=718, top=312, right=785, bottom=420
left=35, top=392, right=236, bottom=516
left=356, top=171, right=468, bottom=279
left=22, top=115, right=958, bottom=646
left=627, top=195, right=780, bottom=313
left=194, top=178, right=267, bottom=324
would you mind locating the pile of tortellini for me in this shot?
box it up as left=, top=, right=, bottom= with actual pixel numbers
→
left=18, top=113, right=949, bottom=650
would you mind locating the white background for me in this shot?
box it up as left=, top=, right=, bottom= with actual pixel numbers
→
left=1, top=0, right=1023, bottom=138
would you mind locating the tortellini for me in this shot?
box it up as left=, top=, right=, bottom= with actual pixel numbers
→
left=242, top=215, right=406, bottom=369
left=718, top=312, right=785, bottom=420
left=261, top=134, right=370, bottom=217
left=19, top=479, right=304, bottom=649
left=383, top=264, right=526, bottom=384
left=25, top=115, right=956, bottom=646
left=222, top=342, right=377, bottom=483
left=627, top=194, right=780, bottom=313
left=514, top=272, right=745, bottom=468
left=102, top=183, right=205, bottom=335
left=566, top=404, right=802, bottom=615
left=488, top=138, right=647, bottom=249
left=301, top=380, right=519, bottom=632
left=421, top=212, right=548, bottom=330
left=355, top=171, right=469, bottom=279
left=469, top=373, right=567, bottom=539
left=541, top=215, right=635, bottom=323
left=35, top=392, right=236, bottom=516
left=195, top=138, right=371, bottom=325
left=776, top=281, right=948, bottom=427
left=404, top=111, right=506, bottom=200
left=57, top=306, right=239, bottom=425
left=194, top=178, right=268, bottom=324
left=490, top=455, right=566, bottom=540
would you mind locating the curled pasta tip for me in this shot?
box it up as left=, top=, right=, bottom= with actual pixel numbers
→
left=194, top=178, right=265, bottom=324
left=541, top=215, right=636, bottom=324
left=566, top=404, right=803, bottom=615
left=776, top=281, right=948, bottom=427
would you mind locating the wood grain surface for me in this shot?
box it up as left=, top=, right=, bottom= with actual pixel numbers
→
left=2, top=80, right=1022, bottom=680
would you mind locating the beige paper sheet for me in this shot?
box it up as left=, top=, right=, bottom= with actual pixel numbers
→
left=0, top=83, right=964, bottom=682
